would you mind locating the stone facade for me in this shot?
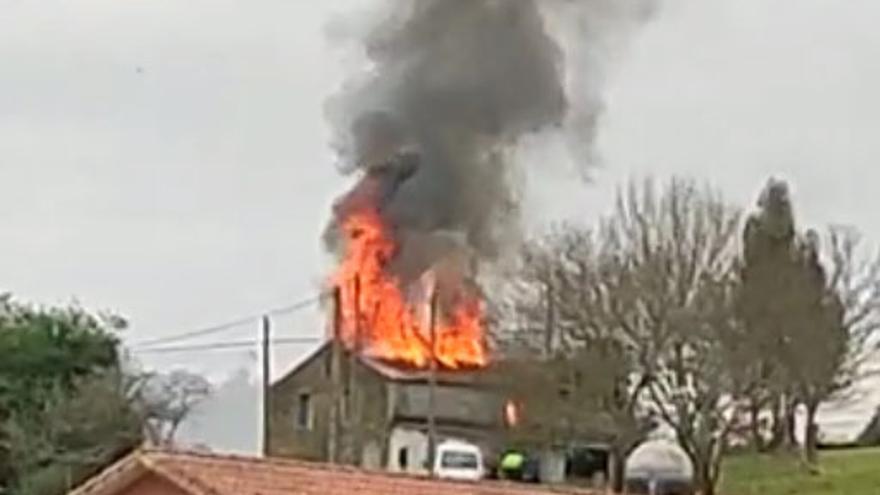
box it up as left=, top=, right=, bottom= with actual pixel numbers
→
left=268, top=342, right=507, bottom=472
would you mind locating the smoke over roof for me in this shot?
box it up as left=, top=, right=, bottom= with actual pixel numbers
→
left=325, top=0, right=654, bottom=279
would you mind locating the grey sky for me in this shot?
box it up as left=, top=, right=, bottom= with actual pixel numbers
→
left=2, top=0, right=879, bottom=383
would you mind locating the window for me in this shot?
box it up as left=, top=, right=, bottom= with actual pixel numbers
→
left=296, top=392, right=312, bottom=430
left=441, top=451, right=479, bottom=469
left=559, top=385, right=572, bottom=400
left=341, top=386, right=351, bottom=423
left=398, top=447, right=409, bottom=469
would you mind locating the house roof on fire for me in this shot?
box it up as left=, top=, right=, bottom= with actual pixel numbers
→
left=274, top=340, right=496, bottom=388
left=68, top=448, right=597, bottom=495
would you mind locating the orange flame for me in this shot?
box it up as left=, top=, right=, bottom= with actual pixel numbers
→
left=331, top=209, right=488, bottom=369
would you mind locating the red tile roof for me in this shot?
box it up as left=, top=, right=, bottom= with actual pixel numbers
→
left=69, top=449, right=596, bottom=495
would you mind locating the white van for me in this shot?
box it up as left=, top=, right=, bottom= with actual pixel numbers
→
left=433, top=440, right=485, bottom=481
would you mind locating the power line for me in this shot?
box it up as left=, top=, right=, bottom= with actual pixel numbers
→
left=130, top=293, right=326, bottom=349
left=265, top=294, right=326, bottom=317
left=131, top=315, right=258, bottom=349
left=131, top=337, right=323, bottom=355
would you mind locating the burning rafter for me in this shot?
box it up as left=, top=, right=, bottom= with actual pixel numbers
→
left=331, top=207, right=487, bottom=369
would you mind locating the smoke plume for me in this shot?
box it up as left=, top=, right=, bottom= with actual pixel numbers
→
left=325, top=0, right=653, bottom=284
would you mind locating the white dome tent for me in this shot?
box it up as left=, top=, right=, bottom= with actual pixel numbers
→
left=625, top=438, right=694, bottom=495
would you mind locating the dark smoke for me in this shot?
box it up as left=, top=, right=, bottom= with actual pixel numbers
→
left=325, top=0, right=653, bottom=284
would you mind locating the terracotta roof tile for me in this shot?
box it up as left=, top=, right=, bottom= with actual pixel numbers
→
left=98, top=449, right=597, bottom=495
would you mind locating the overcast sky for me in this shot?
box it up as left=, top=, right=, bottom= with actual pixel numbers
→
left=2, top=0, right=879, bottom=382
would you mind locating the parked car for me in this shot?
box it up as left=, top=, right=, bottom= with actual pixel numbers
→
left=433, top=440, right=485, bottom=481
left=566, top=444, right=610, bottom=482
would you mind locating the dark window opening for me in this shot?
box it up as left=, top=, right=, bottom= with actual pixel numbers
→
left=559, top=386, right=572, bottom=400
left=341, top=386, right=351, bottom=422
left=296, top=392, right=312, bottom=430
left=398, top=448, right=409, bottom=469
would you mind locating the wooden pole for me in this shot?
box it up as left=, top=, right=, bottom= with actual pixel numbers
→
left=347, top=276, right=362, bottom=465
left=426, top=290, right=439, bottom=473
left=544, top=279, right=555, bottom=357
left=261, top=315, right=271, bottom=456
left=328, top=287, right=343, bottom=464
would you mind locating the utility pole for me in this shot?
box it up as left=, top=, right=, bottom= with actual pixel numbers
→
left=328, top=286, right=343, bottom=464
left=544, top=278, right=555, bottom=358
left=347, top=276, right=362, bottom=465
left=261, top=315, right=271, bottom=457
left=426, top=290, right=439, bottom=473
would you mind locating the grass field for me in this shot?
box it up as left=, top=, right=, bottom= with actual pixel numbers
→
left=721, top=448, right=880, bottom=495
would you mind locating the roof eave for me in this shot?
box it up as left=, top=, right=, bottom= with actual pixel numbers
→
left=66, top=451, right=147, bottom=495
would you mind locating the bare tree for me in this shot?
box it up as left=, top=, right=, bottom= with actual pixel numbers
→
left=499, top=176, right=880, bottom=490
left=495, top=228, right=567, bottom=356
left=499, top=177, right=744, bottom=494
left=592, top=178, right=742, bottom=495
left=497, top=225, right=652, bottom=491
left=141, top=370, right=212, bottom=447
left=548, top=225, right=654, bottom=492
left=824, top=226, right=880, bottom=385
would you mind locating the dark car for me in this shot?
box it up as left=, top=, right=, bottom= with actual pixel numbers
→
left=566, top=445, right=609, bottom=481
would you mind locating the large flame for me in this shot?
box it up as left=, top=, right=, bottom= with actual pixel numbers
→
left=331, top=208, right=488, bottom=369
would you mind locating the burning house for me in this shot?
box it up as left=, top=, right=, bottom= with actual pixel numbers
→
left=270, top=0, right=651, bottom=480
left=271, top=130, right=503, bottom=468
